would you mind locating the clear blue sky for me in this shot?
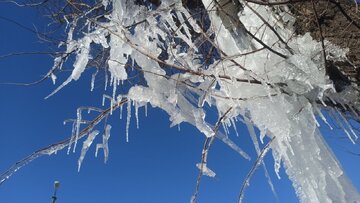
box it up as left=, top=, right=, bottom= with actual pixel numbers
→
left=0, top=2, right=359, bottom=203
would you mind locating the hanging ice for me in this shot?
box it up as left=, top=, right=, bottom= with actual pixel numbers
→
left=95, top=125, right=112, bottom=163
left=126, top=101, right=131, bottom=142
left=10, top=0, right=357, bottom=202
left=78, top=130, right=100, bottom=171
left=196, top=163, right=216, bottom=178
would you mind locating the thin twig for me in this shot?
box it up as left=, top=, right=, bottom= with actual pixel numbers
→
left=237, top=136, right=276, bottom=203
left=191, top=107, right=233, bottom=203
left=0, top=98, right=128, bottom=185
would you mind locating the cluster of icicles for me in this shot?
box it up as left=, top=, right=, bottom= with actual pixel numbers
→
left=1, top=1, right=360, bottom=202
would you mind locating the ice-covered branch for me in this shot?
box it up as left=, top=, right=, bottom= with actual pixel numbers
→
left=0, top=99, right=128, bottom=185
left=2, top=0, right=360, bottom=202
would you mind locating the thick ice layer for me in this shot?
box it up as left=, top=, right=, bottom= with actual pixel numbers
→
left=246, top=95, right=360, bottom=203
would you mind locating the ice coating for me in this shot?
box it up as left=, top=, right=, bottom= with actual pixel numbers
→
left=20, top=0, right=360, bottom=202
left=196, top=163, right=216, bottom=178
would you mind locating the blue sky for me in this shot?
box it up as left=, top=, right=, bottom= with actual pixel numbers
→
left=0, top=2, right=360, bottom=203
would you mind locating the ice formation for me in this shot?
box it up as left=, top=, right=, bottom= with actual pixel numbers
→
left=46, top=0, right=360, bottom=202
left=78, top=130, right=100, bottom=171
left=196, top=163, right=216, bottom=178
left=2, top=0, right=360, bottom=202
left=95, top=124, right=112, bottom=163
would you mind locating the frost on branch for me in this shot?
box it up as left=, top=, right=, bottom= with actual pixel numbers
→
left=2, top=0, right=360, bottom=202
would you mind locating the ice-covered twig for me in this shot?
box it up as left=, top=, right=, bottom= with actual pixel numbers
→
left=238, top=136, right=276, bottom=203
left=244, top=118, right=279, bottom=202
left=0, top=98, right=128, bottom=186
left=191, top=107, right=232, bottom=203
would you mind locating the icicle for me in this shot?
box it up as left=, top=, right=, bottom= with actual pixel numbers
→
left=145, top=102, right=148, bottom=117
left=273, top=151, right=282, bottom=180
left=198, top=94, right=206, bottom=108
left=198, top=78, right=216, bottom=108
left=126, top=101, right=132, bottom=142
left=104, top=70, right=108, bottom=91
left=259, top=128, right=266, bottom=144
left=67, top=122, right=77, bottom=155
left=90, top=71, right=97, bottom=91
left=120, top=104, right=123, bottom=119
left=310, top=107, right=321, bottom=127
left=135, top=101, right=139, bottom=129
left=102, top=125, right=111, bottom=163
left=47, top=35, right=92, bottom=98
left=50, top=73, right=57, bottom=85
left=244, top=118, right=278, bottom=200
left=112, top=79, right=117, bottom=100
left=328, top=95, right=338, bottom=105
left=95, top=125, right=111, bottom=163
left=337, top=109, right=358, bottom=140
left=331, top=109, right=356, bottom=144
left=78, top=130, right=99, bottom=171
left=245, top=118, right=260, bottom=153
left=318, top=95, right=327, bottom=107
left=222, top=122, right=230, bottom=136
left=95, top=144, right=100, bottom=157
left=45, top=77, right=72, bottom=99
left=225, top=122, right=230, bottom=135
left=73, top=108, right=83, bottom=153
left=193, top=109, right=214, bottom=138
left=196, top=163, right=216, bottom=177
left=313, top=103, right=333, bottom=130
left=102, top=95, right=115, bottom=114
left=216, top=131, right=250, bottom=160
left=230, top=117, right=239, bottom=137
